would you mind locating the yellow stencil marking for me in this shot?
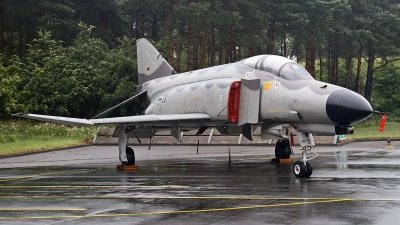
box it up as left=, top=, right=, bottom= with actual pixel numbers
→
left=263, top=82, right=272, bottom=90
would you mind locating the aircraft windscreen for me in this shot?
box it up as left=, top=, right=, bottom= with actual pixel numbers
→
left=278, top=63, right=314, bottom=80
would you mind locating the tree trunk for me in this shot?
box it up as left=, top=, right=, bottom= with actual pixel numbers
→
left=327, top=41, right=331, bottom=83
left=200, top=15, right=207, bottom=68
left=267, top=21, right=276, bottom=54
left=175, top=17, right=181, bottom=72
left=130, top=11, right=135, bottom=38
left=310, top=46, right=315, bottom=78
left=233, top=42, right=237, bottom=62
left=306, top=42, right=311, bottom=72
left=305, top=42, right=315, bottom=78
left=210, top=24, right=215, bottom=66
left=364, top=48, right=375, bottom=102
left=356, top=45, right=363, bottom=94
left=247, top=46, right=253, bottom=57
left=331, top=42, right=335, bottom=84
left=345, top=51, right=352, bottom=89
left=218, top=43, right=223, bottom=65
left=19, top=28, right=23, bottom=57
left=334, top=38, right=340, bottom=84
left=167, top=0, right=174, bottom=66
left=140, top=12, right=145, bottom=38
left=152, top=13, right=157, bottom=41
left=225, top=26, right=232, bottom=63
left=319, top=47, right=323, bottom=82
left=334, top=56, right=339, bottom=84
left=247, top=24, right=253, bottom=57
left=8, top=26, right=12, bottom=57
left=193, top=26, right=199, bottom=70
left=331, top=38, right=339, bottom=84
left=175, top=0, right=180, bottom=71
left=186, top=21, right=192, bottom=71
left=135, top=10, right=139, bottom=39
left=25, top=22, right=29, bottom=55
left=0, top=0, right=4, bottom=54
left=283, top=33, right=287, bottom=57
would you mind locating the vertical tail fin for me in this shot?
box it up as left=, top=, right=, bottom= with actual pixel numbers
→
left=137, top=38, right=176, bottom=85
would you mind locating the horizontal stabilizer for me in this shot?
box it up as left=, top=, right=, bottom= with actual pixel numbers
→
left=12, top=113, right=93, bottom=126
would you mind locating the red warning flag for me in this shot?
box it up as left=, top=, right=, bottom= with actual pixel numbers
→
left=379, top=114, right=387, bottom=132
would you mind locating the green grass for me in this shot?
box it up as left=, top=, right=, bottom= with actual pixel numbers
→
left=347, top=122, right=400, bottom=140
left=0, top=121, right=97, bottom=156
left=0, top=137, right=91, bottom=155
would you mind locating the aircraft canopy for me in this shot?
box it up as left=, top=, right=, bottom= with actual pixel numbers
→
left=243, top=55, right=314, bottom=81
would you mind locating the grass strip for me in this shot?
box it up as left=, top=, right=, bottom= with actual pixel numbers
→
left=0, top=120, right=96, bottom=156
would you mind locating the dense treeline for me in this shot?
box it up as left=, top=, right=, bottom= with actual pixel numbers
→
left=1, top=0, right=400, bottom=119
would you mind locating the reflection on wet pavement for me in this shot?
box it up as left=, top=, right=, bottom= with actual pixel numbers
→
left=335, top=150, right=348, bottom=169
left=0, top=144, right=399, bottom=224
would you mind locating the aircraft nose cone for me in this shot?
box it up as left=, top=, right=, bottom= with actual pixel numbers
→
left=326, top=89, right=373, bottom=125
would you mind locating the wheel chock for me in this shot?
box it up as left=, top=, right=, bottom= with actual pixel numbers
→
left=117, top=164, right=139, bottom=171
left=271, top=158, right=293, bottom=163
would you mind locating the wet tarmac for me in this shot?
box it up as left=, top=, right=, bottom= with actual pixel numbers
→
left=0, top=142, right=400, bottom=224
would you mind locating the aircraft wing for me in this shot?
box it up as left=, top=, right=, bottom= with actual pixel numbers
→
left=12, top=113, right=211, bottom=127
left=91, top=113, right=211, bottom=126
left=12, top=113, right=94, bottom=126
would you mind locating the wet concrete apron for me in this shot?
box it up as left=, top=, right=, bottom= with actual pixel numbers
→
left=0, top=143, right=400, bottom=224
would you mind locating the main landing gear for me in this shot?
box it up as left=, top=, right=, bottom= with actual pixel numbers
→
left=117, top=146, right=138, bottom=171
left=292, top=132, right=319, bottom=178
left=275, top=140, right=291, bottom=159
left=117, top=127, right=138, bottom=171
left=126, top=147, right=135, bottom=165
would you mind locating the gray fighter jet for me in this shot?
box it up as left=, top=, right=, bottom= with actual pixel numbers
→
left=13, top=38, right=373, bottom=177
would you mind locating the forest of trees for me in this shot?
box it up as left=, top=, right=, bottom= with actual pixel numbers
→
left=1, top=0, right=400, bottom=120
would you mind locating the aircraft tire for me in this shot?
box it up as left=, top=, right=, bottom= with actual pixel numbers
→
left=126, top=147, right=135, bottom=165
left=304, top=162, right=313, bottom=177
left=275, top=142, right=283, bottom=159
left=275, top=140, right=291, bottom=159
left=293, top=161, right=306, bottom=177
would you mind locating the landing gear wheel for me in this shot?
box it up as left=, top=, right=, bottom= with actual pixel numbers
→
left=275, top=140, right=291, bottom=159
left=293, top=161, right=307, bottom=177
left=126, top=147, right=135, bottom=165
left=304, top=162, right=313, bottom=177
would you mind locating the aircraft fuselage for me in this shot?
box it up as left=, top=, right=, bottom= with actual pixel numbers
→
left=140, top=55, right=372, bottom=136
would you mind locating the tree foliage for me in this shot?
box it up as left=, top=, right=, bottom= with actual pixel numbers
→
left=1, top=0, right=400, bottom=119
left=2, top=25, right=141, bottom=119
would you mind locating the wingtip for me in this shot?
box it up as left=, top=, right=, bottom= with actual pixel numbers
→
left=12, top=112, right=25, bottom=116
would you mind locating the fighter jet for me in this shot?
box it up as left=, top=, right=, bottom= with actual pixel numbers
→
left=13, top=38, right=373, bottom=177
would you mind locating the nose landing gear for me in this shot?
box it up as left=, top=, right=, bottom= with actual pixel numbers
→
left=293, top=132, right=319, bottom=178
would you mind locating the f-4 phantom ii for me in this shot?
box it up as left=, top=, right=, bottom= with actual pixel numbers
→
left=14, top=38, right=373, bottom=177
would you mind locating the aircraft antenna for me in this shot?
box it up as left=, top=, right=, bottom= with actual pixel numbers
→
left=91, top=90, right=147, bottom=119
